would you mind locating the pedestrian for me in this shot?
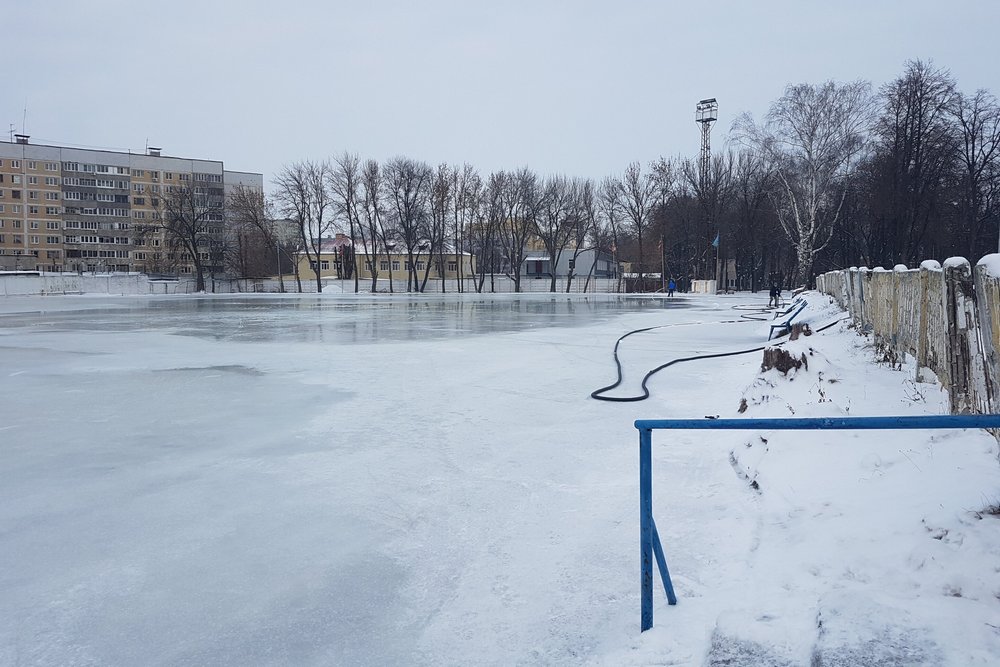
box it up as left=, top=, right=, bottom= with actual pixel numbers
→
left=768, top=274, right=781, bottom=308
left=667, top=278, right=676, bottom=297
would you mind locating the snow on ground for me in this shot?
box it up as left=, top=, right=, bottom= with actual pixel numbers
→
left=1, top=292, right=998, bottom=666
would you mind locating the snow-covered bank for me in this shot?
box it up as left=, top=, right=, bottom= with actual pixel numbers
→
left=0, top=292, right=997, bottom=665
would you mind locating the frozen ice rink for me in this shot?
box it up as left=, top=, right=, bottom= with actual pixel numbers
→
left=2, top=293, right=999, bottom=665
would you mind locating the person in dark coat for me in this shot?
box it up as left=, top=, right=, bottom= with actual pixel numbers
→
left=768, top=273, right=782, bottom=308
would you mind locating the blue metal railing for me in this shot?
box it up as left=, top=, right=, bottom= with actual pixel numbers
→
left=634, top=414, right=1000, bottom=632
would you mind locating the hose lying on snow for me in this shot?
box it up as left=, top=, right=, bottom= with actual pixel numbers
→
left=590, top=315, right=849, bottom=403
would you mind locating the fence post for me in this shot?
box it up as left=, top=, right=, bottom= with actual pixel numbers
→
left=944, top=258, right=981, bottom=414
left=975, top=262, right=999, bottom=415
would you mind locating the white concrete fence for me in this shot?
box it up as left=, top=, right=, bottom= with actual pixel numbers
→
left=816, top=257, right=1000, bottom=415
left=0, top=273, right=624, bottom=297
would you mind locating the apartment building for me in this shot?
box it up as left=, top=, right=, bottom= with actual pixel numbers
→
left=0, top=136, right=262, bottom=274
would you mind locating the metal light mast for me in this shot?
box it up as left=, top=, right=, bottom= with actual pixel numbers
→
left=695, top=98, right=718, bottom=187
left=696, top=99, right=719, bottom=290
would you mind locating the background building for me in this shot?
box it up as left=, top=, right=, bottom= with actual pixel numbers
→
left=0, top=136, right=262, bottom=274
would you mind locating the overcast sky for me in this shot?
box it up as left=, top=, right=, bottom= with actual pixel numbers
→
left=5, top=1, right=998, bottom=187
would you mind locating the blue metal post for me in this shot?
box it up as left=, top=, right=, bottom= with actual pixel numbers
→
left=651, top=518, right=677, bottom=605
left=640, top=427, right=653, bottom=632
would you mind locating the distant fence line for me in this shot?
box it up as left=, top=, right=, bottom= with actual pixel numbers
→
left=0, top=273, right=624, bottom=297
left=816, top=258, right=1000, bottom=415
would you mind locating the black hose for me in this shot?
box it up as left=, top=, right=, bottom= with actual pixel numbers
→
left=590, top=315, right=849, bottom=402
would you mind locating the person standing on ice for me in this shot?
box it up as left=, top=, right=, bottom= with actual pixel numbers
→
left=667, top=278, right=676, bottom=297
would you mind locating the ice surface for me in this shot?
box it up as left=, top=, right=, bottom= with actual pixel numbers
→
left=1, top=292, right=999, bottom=665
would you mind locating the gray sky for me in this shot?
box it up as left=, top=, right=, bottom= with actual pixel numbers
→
left=6, top=1, right=998, bottom=187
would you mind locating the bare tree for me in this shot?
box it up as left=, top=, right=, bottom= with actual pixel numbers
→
left=470, top=171, right=506, bottom=292
left=680, top=152, right=734, bottom=283
left=598, top=176, right=624, bottom=292
left=359, top=159, right=390, bottom=292
left=227, top=184, right=288, bottom=291
left=427, top=163, right=452, bottom=292
left=451, top=164, right=480, bottom=293
left=533, top=176, right=576, bottom=292
left=619, top=162, right=657, bottom=289
left=729, top=150, right=776, bottom=291
left=384, top=157, right=432, bottom=292
left=873, top=61, right=957, bottom=265
left=953, top=89, right=1000, bottom=256
left=735, top=80, right=873, bottom=285
left=156, top=179, right=226, bottom=291
left=496, top=168, right=539, bottom=292
left=273, top=160, right=336, bottom=293
left=331, top=153, right=363, bottom=292
left=565, top=178, right=593, bottom=292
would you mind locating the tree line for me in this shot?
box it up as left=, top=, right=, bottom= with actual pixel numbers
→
left=219, top=59, right=999, bottom=292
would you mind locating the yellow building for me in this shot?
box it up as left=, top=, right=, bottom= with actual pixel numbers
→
left=297, top=235, right=476, bottom=284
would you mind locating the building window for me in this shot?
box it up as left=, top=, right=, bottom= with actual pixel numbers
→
left=380, top=260, right=390, bottom=271
left=46, top=236, right=59, bottom=244
left=321, top=260, right=330, bottom=270
left=448, top=261, right=457, bottom=271
left=392, top=260, right=400, bottom=271
left=45, top=162, right=58, bottom=171
left=27, top=161, right=36, bottom=170
left=28, top=176, right=38, bottom=185
left=11, top=160, right=21, bottom=168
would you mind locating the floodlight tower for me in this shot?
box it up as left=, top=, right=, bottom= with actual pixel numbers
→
left=695, top=98, right=718, bottom=187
